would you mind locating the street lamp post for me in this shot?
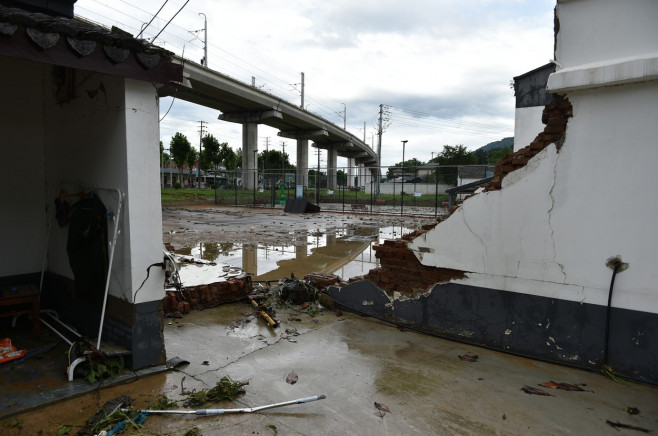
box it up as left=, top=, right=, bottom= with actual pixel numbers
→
left=401, top=140, right=408, bottom=215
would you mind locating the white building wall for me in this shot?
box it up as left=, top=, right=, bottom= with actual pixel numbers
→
left=555, top=0, right=658, bottom=68
left=513, top=107, right=545, bottom=151
left=124, top=79, right=165, bottom=304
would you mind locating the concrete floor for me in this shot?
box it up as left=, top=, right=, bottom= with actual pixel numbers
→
left=5, top=300, right=655, bottom=435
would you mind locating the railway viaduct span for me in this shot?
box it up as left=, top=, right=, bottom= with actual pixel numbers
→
left=158, top=56, right=378, bottom=190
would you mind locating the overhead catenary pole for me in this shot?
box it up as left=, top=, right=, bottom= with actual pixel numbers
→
left=198, top=120, right=207, bottom=189
left=199, top=13, right=207, bottom=67
left=341, top=103, right=346, bottom=129
left=300, top=72, right=305, bottom=109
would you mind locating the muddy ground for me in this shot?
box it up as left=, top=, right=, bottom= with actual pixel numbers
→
left=3, top=203, right=658, bottom=435
left=162, top=204, right=440, bottom=249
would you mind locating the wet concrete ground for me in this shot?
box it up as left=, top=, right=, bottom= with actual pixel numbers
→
left=3, top=206, right=657, bottom=434
left=4, top=301, right=657, bottom=435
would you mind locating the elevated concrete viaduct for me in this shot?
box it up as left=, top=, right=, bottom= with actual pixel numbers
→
left=158, top=56, right=378, bottom=190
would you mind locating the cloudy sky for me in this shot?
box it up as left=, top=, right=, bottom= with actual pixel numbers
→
left=76, top=0, right=556, bottom=168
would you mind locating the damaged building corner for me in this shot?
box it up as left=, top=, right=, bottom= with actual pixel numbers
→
left=486, top=94, right=573, bottom=192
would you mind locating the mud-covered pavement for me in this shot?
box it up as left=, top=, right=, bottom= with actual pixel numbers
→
left=162, top=204, right=439, bottom=248
left=3, top=205, right=657, bottom=435
left=5, top=299, right=658, bottom=435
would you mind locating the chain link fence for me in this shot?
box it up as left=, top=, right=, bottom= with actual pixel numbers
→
left=212, top=165, right=479, bottom=217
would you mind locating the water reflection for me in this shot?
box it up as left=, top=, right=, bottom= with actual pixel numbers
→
left=176, top=225, right=412, bottom=282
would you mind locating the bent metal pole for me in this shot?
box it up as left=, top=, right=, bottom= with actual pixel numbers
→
left=123, top=394, right=326, bottom=416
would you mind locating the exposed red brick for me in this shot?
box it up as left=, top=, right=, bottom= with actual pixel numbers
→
left=485, top=95, right=572, bottom=193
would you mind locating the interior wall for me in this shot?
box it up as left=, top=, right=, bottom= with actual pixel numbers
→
left=0, top=57, right=47, bottom=278
left=44, top=69, right=129, bottom=301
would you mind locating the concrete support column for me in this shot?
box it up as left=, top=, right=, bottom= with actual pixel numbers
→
left=327, top=146, right=338, bottom=190
left=296, top=139, right=308, bottom=188
left=242, top=122, right=258, bottom=190
left=347, top=158, right=356, bottom=187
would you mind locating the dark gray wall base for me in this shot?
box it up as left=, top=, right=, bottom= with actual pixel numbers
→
left=328, top=280, right=657, bottom=385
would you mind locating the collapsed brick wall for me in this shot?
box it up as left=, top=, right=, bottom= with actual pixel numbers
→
left=364, top=223, right=465, bottom=296
left=360, top=96, right=573, bottom=296
left=164, top=276, right=251, bottom=315
left=487, top=95, right=573, bottom=191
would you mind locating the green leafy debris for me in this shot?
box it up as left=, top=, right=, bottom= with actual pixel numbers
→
left=183, top=376, right=247, bottom=408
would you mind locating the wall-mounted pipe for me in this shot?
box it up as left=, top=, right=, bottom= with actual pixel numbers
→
left=603, top=256, right=628, bottom=365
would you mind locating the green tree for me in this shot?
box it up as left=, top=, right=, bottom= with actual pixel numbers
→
left=170, top=132, right=191, bottom=186
left=186, top=148, right=199, bottom=187
left=436, top=144, right=477, bottom=185
left=436, top=145, right=476, bottom=166
left=224, top=147, right=239, bottom=170
left=337, top=169, right=347, bottom=186
left=386, top=158, right=424, bottom=180
left=488, top=147, right=513, bottom=164
left=200, top=134, right=221, bottom=170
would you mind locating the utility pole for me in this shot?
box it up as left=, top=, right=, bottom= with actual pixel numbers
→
left=377, top=104, right=383, bottom=195
left=198, top=120, right=206, bottom=189
left=281, top=141, right=286, bottom=187
left=300, top=72, right=305, bottom=109
left=199, top=13, right=207, bottom=67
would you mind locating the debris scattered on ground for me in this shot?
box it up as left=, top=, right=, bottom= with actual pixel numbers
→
left=374, top=402, right=391, bottom=417
left=280, top=279, right=315, bottom=304
left=600, top=362, right=624, bottom=383
left=76, top=395, right=132, bottom=435
left=335, top=310, right=343, bottom=316
left=127, top=394, right=326, bottom=417
left=286, top=371, right=298, bottom=385
left=250, top=297, right=279, bottom=328
left=605, top=420, right=652, bottom=433
left=521, top=385, right=553, bottom=396
left=458, top=353, right=478, bottom=362
left=183, top=376, right=248, bottom=408
left=624, top=407, right=640, bottom=415
left=539, top=381, right=584, bottom=391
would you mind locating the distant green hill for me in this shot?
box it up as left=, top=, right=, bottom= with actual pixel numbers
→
left=476, top=137, right=514, bottom=152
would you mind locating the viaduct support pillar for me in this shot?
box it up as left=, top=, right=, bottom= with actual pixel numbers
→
left=327, top=146, right=338, bottom=190
left=242, top=122, right=258, bottom=190
left=296, top=139, right=308, bottom=188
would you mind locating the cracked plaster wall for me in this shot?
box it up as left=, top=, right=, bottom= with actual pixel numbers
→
left=409, top=82, right=658, bottom=315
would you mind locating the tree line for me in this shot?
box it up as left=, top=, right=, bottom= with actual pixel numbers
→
left=386, top=144, right=513, bottom=185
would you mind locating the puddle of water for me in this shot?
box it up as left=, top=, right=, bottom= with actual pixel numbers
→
left=175, top=225, right=413, bottom=282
